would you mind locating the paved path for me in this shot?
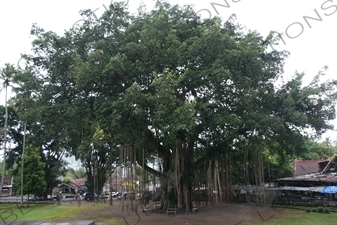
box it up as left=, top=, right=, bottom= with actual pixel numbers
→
left=12, top=221, right=98, bottom=225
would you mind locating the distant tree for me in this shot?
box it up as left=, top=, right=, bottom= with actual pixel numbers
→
left=16, top=145, right=47, bottom=202
left=0, top=161, right=12, bottom=177
left=301, top=138, right=337, bottom=160
left=63, top=176, right=73, bottom=183
left=0, top=64, right=19, bottom=198
left=0, top=105, right=25, bottom=173
left=66, top=167, right=86, bottom=179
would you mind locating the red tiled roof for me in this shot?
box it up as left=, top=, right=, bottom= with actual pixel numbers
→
left=69, top=178, right=86, bottom=186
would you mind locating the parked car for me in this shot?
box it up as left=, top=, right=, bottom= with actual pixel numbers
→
left=83, top=192, right=98, bottom=201
left=111, top=192, right=120, bottom=198
left=26, top=196, right=45, bottom=202
left=119, top=191, right=136, bottom=200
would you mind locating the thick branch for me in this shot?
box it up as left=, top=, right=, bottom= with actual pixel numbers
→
left=135, top=151, right=166, bottom=179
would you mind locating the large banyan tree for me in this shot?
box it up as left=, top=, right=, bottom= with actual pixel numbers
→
left=9, top=1, right=337, bottom=210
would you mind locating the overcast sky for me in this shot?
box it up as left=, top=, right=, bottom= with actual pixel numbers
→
left=0, top=0, right=336, bottom=146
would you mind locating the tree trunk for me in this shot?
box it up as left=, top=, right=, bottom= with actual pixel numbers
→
left=214, top=160, right=218, bottom=203
left=207, top=159, right=213, bottom=206
left=217, top=159, right=222, bottom=202
left=244, top=147, right=249, bottom=185
left=225, top=153, right=229, bottom=203
left=176, top=146, right=182, bottom=209
left=228, top=148, right=233, bottom=203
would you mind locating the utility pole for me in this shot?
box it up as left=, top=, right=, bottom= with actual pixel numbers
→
left=109, top=149, right=113, bottom=205
left=20, top=122, right=27, bottom=207
left=93, top=153, right=96, bottom=202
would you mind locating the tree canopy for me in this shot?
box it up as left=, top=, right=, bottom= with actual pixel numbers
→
left=1, top=0, right=336, bottom=209
left=15, top=145, right=47, bottom=197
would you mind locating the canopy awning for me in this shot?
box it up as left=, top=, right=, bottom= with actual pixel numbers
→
left=321, top=186, right=337, bottom=194
left=308, top=186, right=325, bottom=192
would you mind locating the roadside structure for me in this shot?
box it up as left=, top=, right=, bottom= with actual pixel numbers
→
left=0, top=176, right=13, bottom=196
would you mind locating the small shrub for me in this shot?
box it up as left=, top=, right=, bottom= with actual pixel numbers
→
left=312, top=209, right=317, bottom=212
left=318, top=207, right=324, bottom=213
left=324, top=208, right=331, bottom=213
left=306, top=209, right=312, bottom=213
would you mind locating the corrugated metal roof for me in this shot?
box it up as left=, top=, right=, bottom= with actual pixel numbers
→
left=277, top=172, right=337, bottom=183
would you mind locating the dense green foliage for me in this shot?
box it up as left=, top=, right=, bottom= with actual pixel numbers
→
left=15, top=145, right=47, bottom=197
left=300, top=138, right=337, bottom=160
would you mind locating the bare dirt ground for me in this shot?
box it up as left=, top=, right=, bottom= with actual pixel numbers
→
left=80, top=200, right=288, bottom=225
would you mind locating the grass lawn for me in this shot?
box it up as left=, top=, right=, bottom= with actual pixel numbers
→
left=0, top=203, right=122, bottom=225
left=0, top=203, right=336, bottom=225
left=244, top=208, right=337, bottom=225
